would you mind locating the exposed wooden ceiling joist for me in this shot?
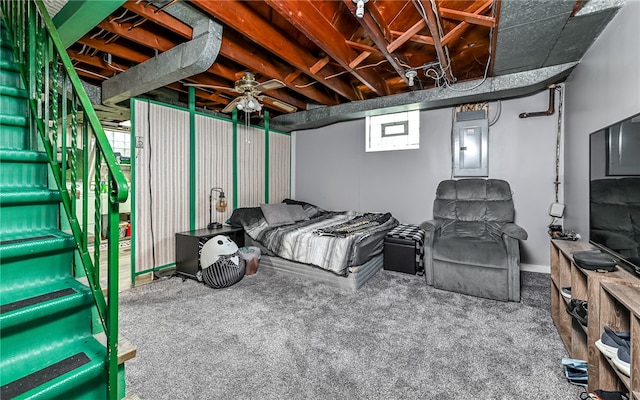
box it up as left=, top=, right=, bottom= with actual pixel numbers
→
left=69, top=50, right=127, bottom=74
left=417, top=0, right=454, bottom=83
left=342, top=0, right=409, bottom=86
left=60, top=0, right=571, bottom=120
left=76, top=36, right=149, bottom=64
left=90, top=16, right=309, bottom=111
left=439, top=7, right=495, bottom=28
left=441, top=0, right=494, bottom=47
left=121, top=1, right=191, bottom=37
left=191, top=0, right=359, bottom=101
left=265, top=0, right=389, bottom=96
left=389, top=30, right=434, bottom=47
left=387, top=19, right=428, bottom=53
left=125, top=1, right=337, bottom=107
left=218, top=36, right=338, bottom=107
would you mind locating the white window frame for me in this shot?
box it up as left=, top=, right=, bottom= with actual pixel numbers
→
left=365, top=110, right=420, bottom=152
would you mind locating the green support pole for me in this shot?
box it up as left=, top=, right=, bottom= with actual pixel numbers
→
left=232, top=109, right=238, bottom=210
left=189, top=87, right=196, bottom=230
left=264, top=110, right=270, bottom=204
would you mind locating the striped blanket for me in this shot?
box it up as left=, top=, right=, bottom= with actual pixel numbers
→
left=240, top=208, right=398, bottom=275
left=314, top=212, right=394, bottom=237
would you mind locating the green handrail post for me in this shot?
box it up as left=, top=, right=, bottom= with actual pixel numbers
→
left=107, top=184, right=120, bottom=399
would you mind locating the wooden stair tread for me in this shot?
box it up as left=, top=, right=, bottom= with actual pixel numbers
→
left=94, top=332, right=137, bottom=364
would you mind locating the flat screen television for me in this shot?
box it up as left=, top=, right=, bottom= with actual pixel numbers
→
left=589, top=113, right=640, bottom=275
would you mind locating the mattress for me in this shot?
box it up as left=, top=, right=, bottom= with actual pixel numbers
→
left=245, top=235, right=383, bottom=289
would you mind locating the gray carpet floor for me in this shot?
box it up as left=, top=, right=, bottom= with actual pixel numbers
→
left=119, top=268, right=585, bottom=400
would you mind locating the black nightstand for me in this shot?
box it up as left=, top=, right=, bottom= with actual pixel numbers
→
left=175, top=226, right=245, bottom=280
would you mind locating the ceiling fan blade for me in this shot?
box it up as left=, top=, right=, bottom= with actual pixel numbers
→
left=254, top=79, right=286, bottom=92
left=261, top=96, right=297, bottom=113
left=183, top=83, right=235, bottom=92
left=221, top=97, right=242, bottom=113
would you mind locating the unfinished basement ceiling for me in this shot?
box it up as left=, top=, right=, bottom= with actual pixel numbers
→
left=52, top=0, right=623, bottom=129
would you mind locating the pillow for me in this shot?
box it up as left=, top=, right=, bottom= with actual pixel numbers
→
left=260, top=203, right=309, bottom=226
left=282, top=198, right=326, bottom=219
left=228, top=207, right=264, bottom=228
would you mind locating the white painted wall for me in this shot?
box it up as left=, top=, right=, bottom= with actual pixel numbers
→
left=564, top=0, right=640, bottom=240
left=294, top=90, right=562, bottom=266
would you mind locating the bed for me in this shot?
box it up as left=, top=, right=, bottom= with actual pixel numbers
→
left=230, top=199, right=398, bottom=289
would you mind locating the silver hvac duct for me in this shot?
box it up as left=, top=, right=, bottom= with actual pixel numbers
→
left=101, top=1, right=223, bottom=106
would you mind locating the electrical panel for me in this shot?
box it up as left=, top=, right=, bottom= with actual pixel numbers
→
left=453, top=110, right=488, bottom=177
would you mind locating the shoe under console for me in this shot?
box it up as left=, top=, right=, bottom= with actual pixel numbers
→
left=550, top=240, right=640, bottom=396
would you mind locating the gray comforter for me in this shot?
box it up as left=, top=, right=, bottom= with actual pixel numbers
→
left=236, top=205, right=397, bottom=275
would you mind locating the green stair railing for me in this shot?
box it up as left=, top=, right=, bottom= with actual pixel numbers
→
left=1, top=1, right=128, bottom=399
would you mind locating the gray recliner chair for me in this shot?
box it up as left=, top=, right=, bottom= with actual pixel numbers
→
left=420, top=179, right=527, bottom=302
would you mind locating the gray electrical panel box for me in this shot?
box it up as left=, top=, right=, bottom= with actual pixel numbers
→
left=453, top=110, right=488, bottom=177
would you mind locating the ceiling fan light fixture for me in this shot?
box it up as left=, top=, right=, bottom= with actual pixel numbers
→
left=252, top=98, right=263, bottom=112
left=235, top=94, right=263, bottom=113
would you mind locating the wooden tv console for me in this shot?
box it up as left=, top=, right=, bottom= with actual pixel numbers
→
left=550, top=240, right=640, bottom=395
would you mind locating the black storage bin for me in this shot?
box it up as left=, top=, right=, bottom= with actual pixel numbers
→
left=384, top=224, right=425, bottom=275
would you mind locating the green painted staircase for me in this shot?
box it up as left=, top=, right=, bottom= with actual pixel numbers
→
left=0, top=13, right=133, bottom=400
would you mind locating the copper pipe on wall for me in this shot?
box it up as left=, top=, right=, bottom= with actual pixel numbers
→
left=519, top=85, right=556, bottom=118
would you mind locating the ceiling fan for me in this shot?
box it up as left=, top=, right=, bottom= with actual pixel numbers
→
left=184, top=72, right=297, bottom=114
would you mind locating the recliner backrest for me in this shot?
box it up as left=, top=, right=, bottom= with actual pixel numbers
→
left=433, top=179, right=515, bottom=240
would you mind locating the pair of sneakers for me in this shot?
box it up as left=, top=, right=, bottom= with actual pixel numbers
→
left=566, top=299, right=588, bottom=326
left=595, top=326, right=631, bottom=376
left=582, top=389, right=629, bottom=400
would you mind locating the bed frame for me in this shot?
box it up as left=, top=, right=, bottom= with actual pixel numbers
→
left=245, top=236, right=383, bottom=290
left=259, top=254, right=383, bottom=290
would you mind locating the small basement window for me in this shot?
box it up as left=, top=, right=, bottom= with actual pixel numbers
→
left=366, top=110, right=419, bottom=152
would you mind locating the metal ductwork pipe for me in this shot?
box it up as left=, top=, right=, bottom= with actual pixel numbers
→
left=101, top=1, right=223, bottom=105
left=270, top=63, right=575, bottom=132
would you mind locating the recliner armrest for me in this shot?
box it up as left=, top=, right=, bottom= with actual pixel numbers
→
left=501, top=223, right=528, bottom=240
left=420, top=220, right=442, bottom=235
